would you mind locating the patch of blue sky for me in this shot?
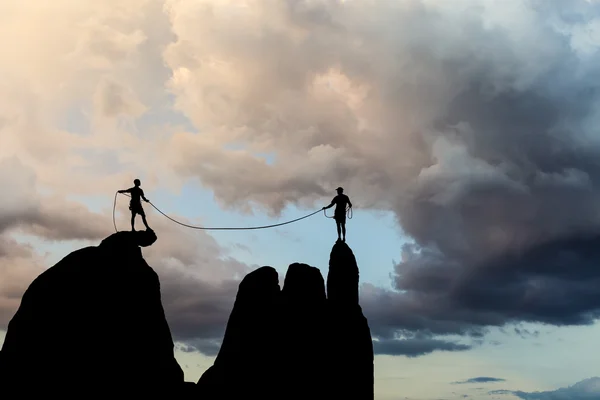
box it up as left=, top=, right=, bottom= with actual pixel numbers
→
left=55, top=103, right=92, bottom=135
left=11, top=232, right=96, bottom=267
left=254, top=152, right=276, bottom=165
left=146, top=182, right=405, bottom=289
left=59, top=171, right=405, bottom=291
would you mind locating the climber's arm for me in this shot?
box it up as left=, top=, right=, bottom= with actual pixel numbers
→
left=323, top=198, right=336, bottom=210
left=118, top=187, right=132, bottom=194
left=141, top=189, right=149, bottom=202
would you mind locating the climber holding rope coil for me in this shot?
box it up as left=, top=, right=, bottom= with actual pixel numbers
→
left=117, top=179, right=152, bottom=232
left=322, top=187, right=352, bottom=242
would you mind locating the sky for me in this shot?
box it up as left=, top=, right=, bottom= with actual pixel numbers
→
left=1, top=0, right=600, bottom=398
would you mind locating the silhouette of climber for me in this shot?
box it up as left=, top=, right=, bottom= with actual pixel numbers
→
left=118, top=179, right=151, bottom=232
left=323, top=187, right=352, bottom=242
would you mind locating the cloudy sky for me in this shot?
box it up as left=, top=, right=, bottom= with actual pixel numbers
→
left=2, top=0, right=600, bottom=398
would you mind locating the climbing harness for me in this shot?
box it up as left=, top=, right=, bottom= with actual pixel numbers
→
left=113, top=191, right=335, bottom=233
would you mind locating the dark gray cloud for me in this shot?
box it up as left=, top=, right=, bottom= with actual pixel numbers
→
left=0, top=157, right=109, bottom=330
left=0, top=235, right=45, bottom=328
left=510, top=327, right=540, bottom=339
left=0, top=157, right=107, bottom=241
left=453, top=377, right=506, bottom=385
left=160, top=272, right=240, bottom=342
left=490, top=377, right=600, bottom=399
left=161, top=0, right=600, bottom=353
left=373, top=338, right=471, bottom=358
left=176, top=340, right=221, bottom=357
left=362, top=232, right=600, bottom=345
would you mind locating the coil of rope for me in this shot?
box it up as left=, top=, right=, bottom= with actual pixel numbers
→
left=113, top=191, right=333, bottom=232
left=323, top=206, right=353, bottom=220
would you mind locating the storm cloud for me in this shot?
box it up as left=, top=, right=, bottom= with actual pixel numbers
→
left=374, top=337, right=471, bottom=357
left=454, top=377, right=506, bottom=384
left=160, top=0, right=600, bottom=353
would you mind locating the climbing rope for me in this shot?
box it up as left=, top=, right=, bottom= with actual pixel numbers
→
left=113, top=191, right=119, bottom=233
left=323, top=206, right=353, bottom=220
left=113, top=191, right=328, bottom=232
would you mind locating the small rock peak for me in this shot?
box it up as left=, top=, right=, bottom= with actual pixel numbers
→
left=239, top=266, right=279, bottom=291
left=198, top=251, right=374, bottom=400
left=209, top=265, right=282, bottom=390
left=99, top=229, right=158, bottom=251
left=236, top=266, right=281, bottom=305
left=330, top=240, right=356, bottom=261
left=328, top=241, right=359, bottom=305
left=137, top=229, right=157, bottom=247
left=282, top=263, right=326, bottom=304
left=0, top=229, right=182, bottom=395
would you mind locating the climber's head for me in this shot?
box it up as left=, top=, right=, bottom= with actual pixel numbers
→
left=134, top=179, right=141, bottom=187
left=336, top=187, right=343, bottom=194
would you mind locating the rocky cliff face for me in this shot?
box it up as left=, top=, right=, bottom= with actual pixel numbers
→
left=0, top=230, right=185, bottom=397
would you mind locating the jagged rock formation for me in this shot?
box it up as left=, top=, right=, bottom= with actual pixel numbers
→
left=327, top=241, right=374, bottom=400
left=0, top=230, right=185, bottom=397
left=197, top=266, right=282, bottom=399
left=198, top=241, right=374, bottom=400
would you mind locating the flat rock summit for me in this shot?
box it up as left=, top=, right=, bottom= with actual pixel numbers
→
left=0, top=230, right=373, bottom=399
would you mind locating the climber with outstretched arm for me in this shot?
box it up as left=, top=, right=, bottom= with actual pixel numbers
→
left=323, top=187, right=352, bottom=242
left=118, top=179, right=152, bottom=232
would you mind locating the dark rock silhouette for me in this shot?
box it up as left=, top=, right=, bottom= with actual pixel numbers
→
left=327, top=241, right=374, bottom=399
left=0, top=229, right=373, bottom=398
left=281, top=263, right=329, bottom=399
left=197, top=266, right=282, bottom=399
left=0, top=230, right=185, bottom=397
left=198, top=241, right=374, bottom=399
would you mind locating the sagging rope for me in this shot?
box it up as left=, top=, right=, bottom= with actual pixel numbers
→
left=113, top=191, right=327, bottom=232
